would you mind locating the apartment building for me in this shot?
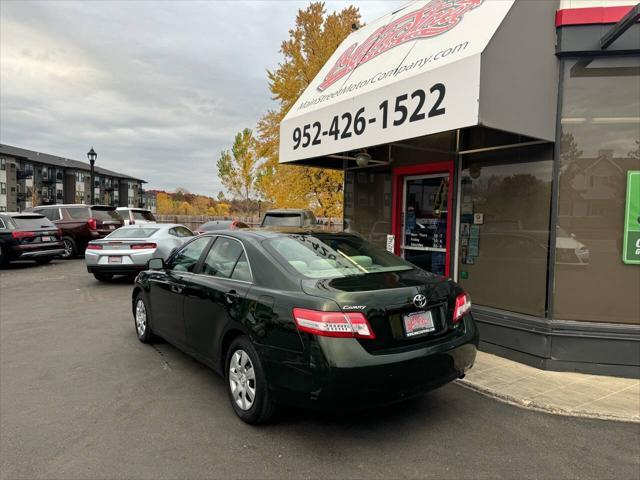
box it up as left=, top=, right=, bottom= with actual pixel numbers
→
left=0, top=144, right=146, bottom=212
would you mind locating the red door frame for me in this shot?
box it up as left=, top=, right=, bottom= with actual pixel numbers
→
left=391, top=161, right=455, bottom=277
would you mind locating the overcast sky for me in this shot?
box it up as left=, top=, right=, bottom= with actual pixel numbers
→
left=0, top=0, right=398, bottom=196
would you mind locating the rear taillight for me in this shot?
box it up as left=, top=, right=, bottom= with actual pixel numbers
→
left=453, top=292, right=471, bottom=324
left=86, top=244, right=103, bottom=250
left=57, top=228, right=63, bottom=237
left=11, top=231, right=35, bottom=239
left=292, top=308, right=375, bottom=339
left=130, top=243, right=157, bottom=250
left=87, top=218, right=97, bottom=230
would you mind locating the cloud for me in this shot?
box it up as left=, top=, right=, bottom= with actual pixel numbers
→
left=0, top=0, right=397, bottom=196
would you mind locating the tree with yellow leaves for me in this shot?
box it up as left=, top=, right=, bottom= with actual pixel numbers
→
left=217, top=128, right=259, bottom=216
left=255, top=2, right=360, bottom=218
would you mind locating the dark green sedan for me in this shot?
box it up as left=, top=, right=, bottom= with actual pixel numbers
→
left=132, top=229, right=478, bottom=424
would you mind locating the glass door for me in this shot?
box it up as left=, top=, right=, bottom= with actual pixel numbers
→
left=401, top=174, right=450, bottom=276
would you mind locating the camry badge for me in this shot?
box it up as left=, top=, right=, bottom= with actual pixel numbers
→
left=413, top=294, right=427, bottom=309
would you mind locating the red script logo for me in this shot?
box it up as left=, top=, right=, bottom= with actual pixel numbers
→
left=318, top=0, right=483, bottom=91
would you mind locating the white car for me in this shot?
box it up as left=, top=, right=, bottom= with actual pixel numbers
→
left=116, top=207, right=157, bottom=225
left=85, top=223, right=194, bottom=281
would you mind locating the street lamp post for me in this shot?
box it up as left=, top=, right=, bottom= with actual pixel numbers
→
left=87, top=148, right=96, bottom=204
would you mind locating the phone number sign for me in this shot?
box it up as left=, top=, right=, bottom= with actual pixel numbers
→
left=623, top=171, right=640, bottom=265
left=279, top=55, right=481, bottom=163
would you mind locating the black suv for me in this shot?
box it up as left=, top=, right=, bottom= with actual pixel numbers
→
left=31, top=204, right=124, bottom=258
left=0, top=212, right=64, bottom=266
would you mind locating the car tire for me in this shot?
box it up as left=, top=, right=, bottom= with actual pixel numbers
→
left=133, top=293, right=157, bottom=344
left=35, top=257, right=53, bottom=265
left=61, top=237, right=77, bottom=259
left=225, top=336, right=277, bottom=425
left=93, top=272, right=113, bottom=282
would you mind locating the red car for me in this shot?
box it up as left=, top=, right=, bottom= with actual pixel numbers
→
left=31, top=204, right=124, bottom=258
left=195, top=220, right=249, bottom=234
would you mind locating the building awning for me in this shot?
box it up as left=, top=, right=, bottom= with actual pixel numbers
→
left=279, top=0, right=557, bottom=164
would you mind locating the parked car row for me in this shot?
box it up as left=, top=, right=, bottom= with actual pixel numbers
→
left=1, top=203, right=297, bottom=268
left=0, top=205, right=159, bottom=267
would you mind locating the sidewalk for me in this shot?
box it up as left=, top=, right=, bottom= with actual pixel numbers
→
left=457, top=351, right=640, bottom=423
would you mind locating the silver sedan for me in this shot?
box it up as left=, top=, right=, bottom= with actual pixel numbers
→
left=85, top=223, right=195, bottom=281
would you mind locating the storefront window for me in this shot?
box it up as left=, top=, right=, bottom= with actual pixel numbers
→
left=555, top=56, right=640, bottom=325
left=457, top=145, right=553, bottom=316
left=344, top=170, right=392, bottom=249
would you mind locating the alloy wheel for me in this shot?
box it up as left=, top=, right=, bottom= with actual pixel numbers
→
left=135, top=299, right=147, bottom=337
left=228, top=349, right=256, bottom=411
left=62, top=239, right=73, bottom=258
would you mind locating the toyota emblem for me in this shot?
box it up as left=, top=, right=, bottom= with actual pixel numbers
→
left=413, top=294, right=427, bottom=308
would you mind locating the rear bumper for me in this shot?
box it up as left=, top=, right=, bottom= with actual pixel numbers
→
left=18, top=248, right=66, bottom=259
left=6, top=242, right=65, bottom=260
left=86, top=265, right=146, bottom=275
left=263, top=314, right=478, bottom=410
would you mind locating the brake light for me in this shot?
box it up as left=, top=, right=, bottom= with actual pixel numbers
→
left=130, top=243, right=157, bottom=250
left=86, top=244, right=103, bottom=250
left=87, top=218, right=97, bottom=230
left=453, top=292, right=471, bottom=324
left=11, top=231, right=35, bottom=239
left=292, top=308, right=375, bottom=339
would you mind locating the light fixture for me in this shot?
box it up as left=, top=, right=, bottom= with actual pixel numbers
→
left=355, top=151, right=372, bottom=167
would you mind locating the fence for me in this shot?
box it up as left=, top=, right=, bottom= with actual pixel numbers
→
left=155, top=215, right=343, bottom=232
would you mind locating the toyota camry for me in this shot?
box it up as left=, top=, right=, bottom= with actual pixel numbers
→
left=132, top=229, right=478, bottom=424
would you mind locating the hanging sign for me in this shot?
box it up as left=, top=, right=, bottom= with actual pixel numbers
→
left=386, top=234, right=395, bottom=253
left=622, top=171, right=640, bottom=265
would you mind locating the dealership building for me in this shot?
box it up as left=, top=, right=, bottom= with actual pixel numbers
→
left=279, top=0, right=640, bottom=376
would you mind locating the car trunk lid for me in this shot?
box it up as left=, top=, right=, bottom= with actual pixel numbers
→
left=11, top=215, right=61, bottom=245
left=90, top=206, right=124, bottom=234
left=301, top=269, right=455, bottom=353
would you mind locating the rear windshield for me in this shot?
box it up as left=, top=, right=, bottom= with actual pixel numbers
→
left=262, top=214, right=300, bottom=227
left=66, top=207, right=90, bottom=220
left=12, top=216, right=55, bottom=230
left=264, top=234, right=414, bottom=278
left=91, top=207, right=121, bottom=220
left=201, top=221, right=231, bottom=231
left=107, top=227, right=158, bottom=239
left=132, top=210, right=155, bottom=221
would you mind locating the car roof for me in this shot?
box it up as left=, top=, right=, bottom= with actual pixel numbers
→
left=34, top=204, right=114, bottom=209
left=118, top=223, right=185, bottom=229
left=116, top=207, right=151, bottom=211
left=2, top=212, right=46, bottom=217
left=264, top=208, right=312, bottom=214
left=199, top=227, right=350, bottom=242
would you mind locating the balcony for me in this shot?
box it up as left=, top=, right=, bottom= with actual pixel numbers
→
left=17, top=170, right=33, bottom=180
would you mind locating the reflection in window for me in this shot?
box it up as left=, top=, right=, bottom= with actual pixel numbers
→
left=343, top=170, right=392, bottom=249
left=555, top=56, right=640, bottom=325
left=456, top=145, right=553, bottom=317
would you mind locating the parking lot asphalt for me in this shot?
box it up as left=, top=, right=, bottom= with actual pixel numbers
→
left=1, top=259, right=639, bottom=480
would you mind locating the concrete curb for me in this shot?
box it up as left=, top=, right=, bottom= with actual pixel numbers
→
left=455, top=379, right=640, bottom=424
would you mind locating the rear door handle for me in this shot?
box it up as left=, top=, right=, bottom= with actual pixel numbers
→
left=171, top=285, right=183, bottom=294
left=224, top=290, right=239, bottom=304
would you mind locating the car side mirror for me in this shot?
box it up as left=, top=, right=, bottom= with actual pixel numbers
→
left=147, top=258, right=165, bottom=270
